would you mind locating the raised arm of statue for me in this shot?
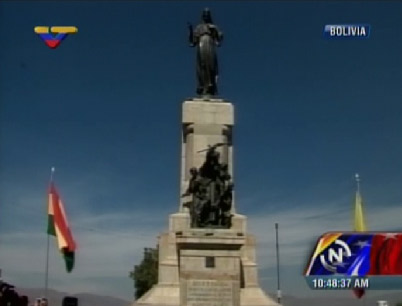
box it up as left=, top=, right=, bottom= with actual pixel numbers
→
left=188, top=22, right=196, bottom=47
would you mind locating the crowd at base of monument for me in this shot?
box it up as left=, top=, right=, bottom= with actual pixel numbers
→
left=0, top=281, right=30, bottom=306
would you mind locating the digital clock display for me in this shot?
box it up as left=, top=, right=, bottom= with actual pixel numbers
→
left=306, top=276, right=370, bottom=290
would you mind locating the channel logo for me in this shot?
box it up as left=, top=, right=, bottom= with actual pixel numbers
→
left=305, top=232, right=402, bottom=276
left=34, top=26, right=78, bottom=49
left=323, top=24, right=370, bottom=39
left=319, top=238, right=352, bottom=273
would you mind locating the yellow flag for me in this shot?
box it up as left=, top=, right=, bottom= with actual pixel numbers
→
left=354, top=191, right=367, bottom=231
left=352, top=188, right=368, bottom=298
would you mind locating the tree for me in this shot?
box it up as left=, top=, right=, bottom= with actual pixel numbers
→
left=129, top=247, right=158, bottom=299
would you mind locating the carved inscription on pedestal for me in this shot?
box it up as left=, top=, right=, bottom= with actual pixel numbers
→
left=185, top=279, right=234, bottom=306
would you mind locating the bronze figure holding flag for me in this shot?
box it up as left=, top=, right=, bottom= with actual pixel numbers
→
left=182, top=143, right=233, bottom=228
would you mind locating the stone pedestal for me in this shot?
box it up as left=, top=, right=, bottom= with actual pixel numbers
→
left=134, top=99, right=278, bottom=306
left=136, top=212, right=278, bottom=306
left=178, top=232, right=243, bottom=306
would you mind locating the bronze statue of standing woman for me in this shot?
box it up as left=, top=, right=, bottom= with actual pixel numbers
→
left=188, top=8, right=223, bottom=96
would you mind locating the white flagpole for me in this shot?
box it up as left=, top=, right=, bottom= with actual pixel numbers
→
left=275, top=223, right=281, bottom=304
left=45, top=167, right=55, bottom=299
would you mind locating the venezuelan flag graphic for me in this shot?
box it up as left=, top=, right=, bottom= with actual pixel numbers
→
left=305, top=232, right=402, bottom=277
left=34, top=26, right=78, bottom=49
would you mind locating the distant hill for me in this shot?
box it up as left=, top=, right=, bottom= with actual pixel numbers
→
left=16, top=288, right=130, bottom=306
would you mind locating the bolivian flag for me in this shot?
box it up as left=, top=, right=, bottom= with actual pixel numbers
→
left=48, top=183, right=76, bottom=272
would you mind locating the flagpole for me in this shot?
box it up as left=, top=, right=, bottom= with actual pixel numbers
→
left=355, top=173, right=367, bottom=305
left=45, top=167, right=55, bottom=299
left=275, top=223, right=281, bottom=304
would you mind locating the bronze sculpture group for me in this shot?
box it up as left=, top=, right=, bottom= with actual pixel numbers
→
left=182, top=143, right=233, bottom=228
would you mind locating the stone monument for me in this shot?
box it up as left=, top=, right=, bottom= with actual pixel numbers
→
left=134, top=8, right=279, bottom=306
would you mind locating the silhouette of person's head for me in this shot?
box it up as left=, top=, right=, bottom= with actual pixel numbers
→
left=190, top=167, right=198, bottom=177
left=40, top=297, right=48, bottom=306
left=20, top=295, right=29, bottom=306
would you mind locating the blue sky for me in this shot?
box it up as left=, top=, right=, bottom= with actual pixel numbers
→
left=1, top=0, right=402, bottom=301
